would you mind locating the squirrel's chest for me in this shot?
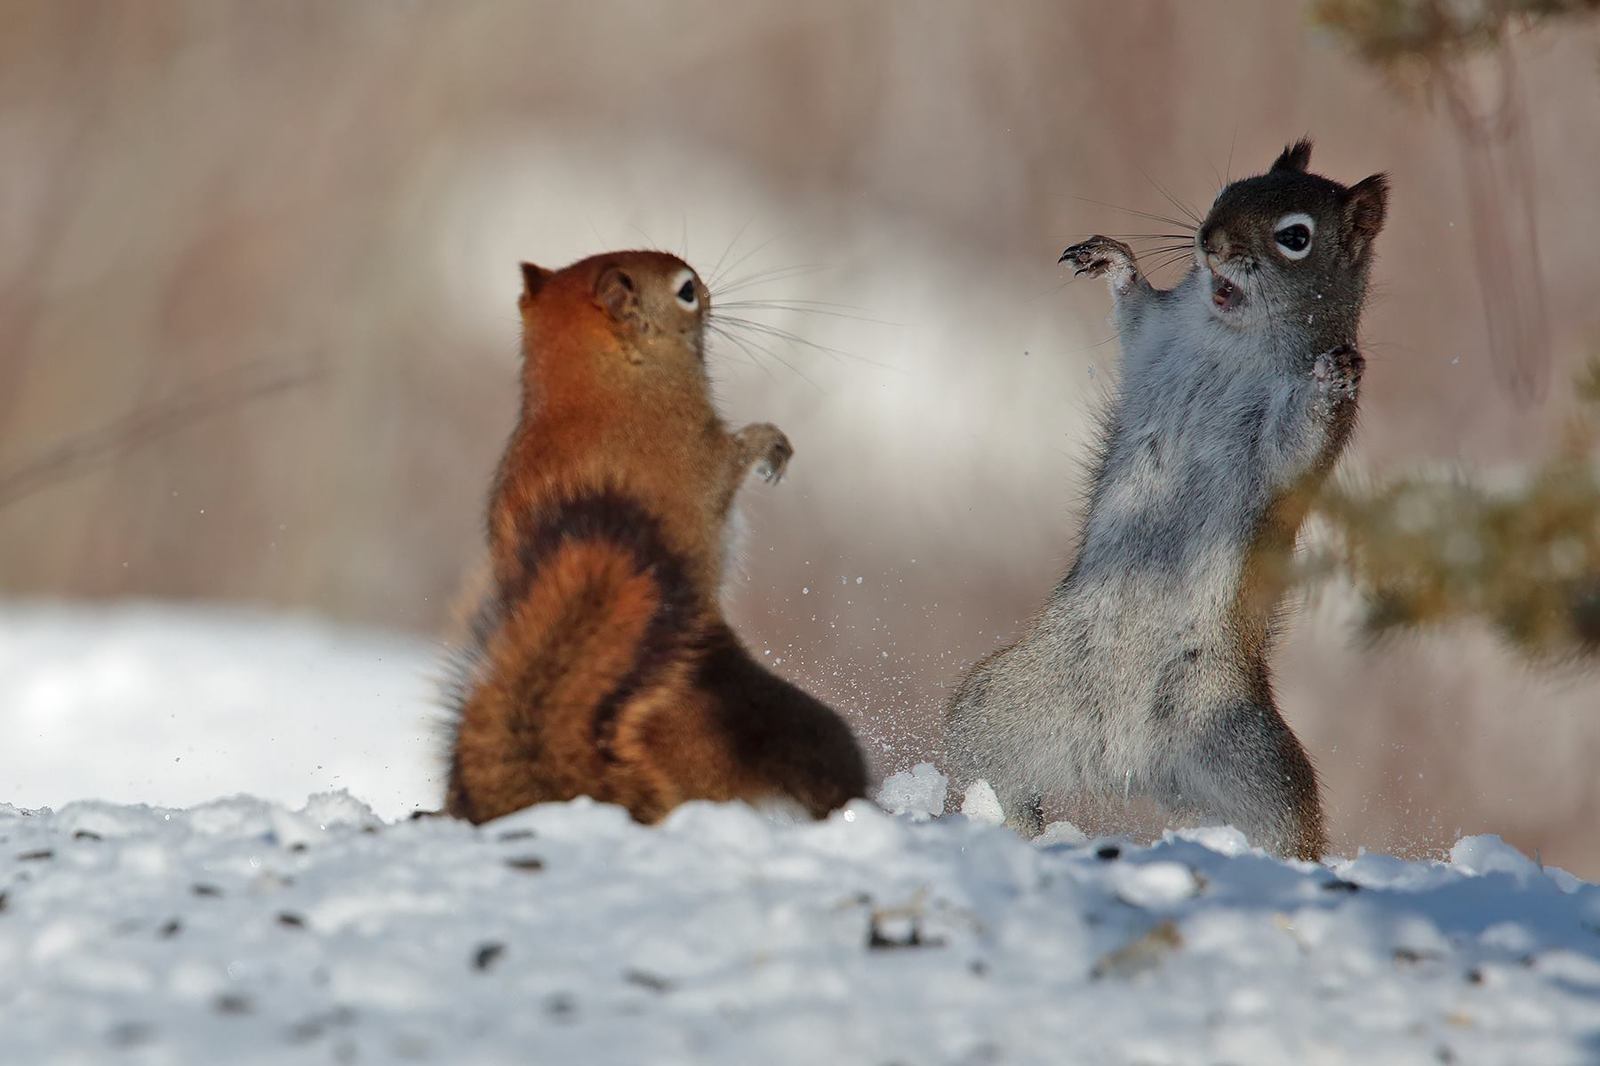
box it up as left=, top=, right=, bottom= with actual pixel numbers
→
left=1122, top=350, right=1280, bottom=478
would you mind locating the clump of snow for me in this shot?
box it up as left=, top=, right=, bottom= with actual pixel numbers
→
left=874, top=762, right=948, bottom=820
left=1451, top=834, right=1549, bottom=883
left=1036, top=820, right=1090, bottom=847
left=3, top=793, right=1598, bottom=1064
left=958, top=779, right=1005, bottom=824
left=1170, top=824, right=1253, bottom=857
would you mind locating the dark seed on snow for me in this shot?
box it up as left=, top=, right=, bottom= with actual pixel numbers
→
left=624, top=969, right=673, bottom=993
left=277, top=912, right=306, bottom=929
left=73, top=830, right=103, bottom=842
left=497, top=828, right=536, bottom=842
left=107, top=1022, right=153, bottom=1047
left=1095, top=845, right=1121, bottom=861
left=287, top=1018, right=326, bottom=1044
left=867, top=916, right=945, bottom=951
left=474, top=942, right=506, bottom=971
left=287, top=1007, right=357, bottom=1044
left=505, top=856, right=545, bottom=873
left=16, top=849, right=53, bottom=861
left=214, top=993, right=253, bottom=1016
left=158, top=919, right=182, bottom=938
left=191, top=883, right=223, bottom=898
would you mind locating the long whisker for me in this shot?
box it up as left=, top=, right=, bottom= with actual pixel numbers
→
left=714, top=315, right=848, bottom=364
left=717, top=314, right=901, bottom=374
left=708, top=225, right=773, bottom=292
left=1124, top=245, right=1194, bottom=258
left=705, top=322, right=772, bottom=377
left=708, top=321, right=821, bottom=390
left=711, top=263, right=826, bottom=298
left=708, top=232, right=790, bottom=291
left=707, top=218, right=753, bottom=288
left=1142, top=251, right=1197, bottom=277
left=1137, top=165, right=1204, bottom=225
left=1070, top=195, right=1194, bottom=231
left=715, top=299, right=900, bottom=327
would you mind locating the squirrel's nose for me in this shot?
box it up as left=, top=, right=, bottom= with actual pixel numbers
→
left=1199, top=225, right=1229, bottom=258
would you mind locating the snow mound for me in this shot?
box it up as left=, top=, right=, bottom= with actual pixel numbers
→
left=3, top=795, right=1599, bottom=1064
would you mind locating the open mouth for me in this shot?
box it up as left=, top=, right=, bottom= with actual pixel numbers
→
left=1210, top=273, right=1241, bottom=312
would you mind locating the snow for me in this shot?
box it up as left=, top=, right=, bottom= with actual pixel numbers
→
left=3, top=795, right=1600, bottom=1064
left=0, top=601, right=443, bottom=818
left=874, top=761, right=948, bottom=820
left=3, top=603, right=1600, bottom=1063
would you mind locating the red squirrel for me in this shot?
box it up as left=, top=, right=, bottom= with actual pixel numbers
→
left=445, top=251, right=867, bottom=824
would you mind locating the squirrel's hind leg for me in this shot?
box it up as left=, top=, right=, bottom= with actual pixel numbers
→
left=1164, top=701, right=1327, bottom=861
left=1001, top=789, right=1047, bottom=837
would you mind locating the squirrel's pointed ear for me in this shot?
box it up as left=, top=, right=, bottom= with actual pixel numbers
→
left=1270, top=138, right=1313, bottom=173
left=1344, top=173, right=1389, bottom=255
left=519, top=262, right=551, bottom=307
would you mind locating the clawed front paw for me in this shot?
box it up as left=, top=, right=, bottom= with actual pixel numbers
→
left=737, top=423, right=793, bottom=483
left=1059, top=236, right=1136, bottom=279
left=1312, top=345, right=1364, bottom=399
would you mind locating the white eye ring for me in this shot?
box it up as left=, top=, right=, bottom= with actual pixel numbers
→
left=1273, top=213, right=1315, bottom=260
left=671, top=268, right=699, bottom=310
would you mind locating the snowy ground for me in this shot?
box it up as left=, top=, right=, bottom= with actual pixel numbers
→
left=3, top=604, right=1599, bottom=1063
left=4, top=788, right=1600, bottom=1065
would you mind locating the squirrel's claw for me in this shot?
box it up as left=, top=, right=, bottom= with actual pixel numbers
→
left=1060, top=237, right=1138, bottom=284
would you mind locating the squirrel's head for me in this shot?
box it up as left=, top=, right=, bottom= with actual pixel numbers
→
left=517, top=250, right=711, bottom=390
left=1196, top=139, right=1387, bottom=332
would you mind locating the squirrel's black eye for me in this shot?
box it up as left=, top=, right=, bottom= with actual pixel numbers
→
left=1276, top=225, right=1310, bottom=251
left=671, top=268, right=699, bottom=311
left=1272, top=213, right=1315, bottom=260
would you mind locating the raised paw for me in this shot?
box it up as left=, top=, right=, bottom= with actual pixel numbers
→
left=1312, top=344, right=1364, bottom=399
left=1059, top=235, right=1135, bottom=276
left=736, top=422, right=793, bottom=483
left=1059, top=236, right=1140, bottom=293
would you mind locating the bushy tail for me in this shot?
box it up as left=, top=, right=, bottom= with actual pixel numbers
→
left=446, top=489, right=700, bottom=822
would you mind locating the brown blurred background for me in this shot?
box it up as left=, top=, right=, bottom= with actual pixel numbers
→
left=2, top=2, right=1597, bottom=871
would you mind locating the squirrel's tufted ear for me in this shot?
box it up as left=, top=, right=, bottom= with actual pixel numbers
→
left=1270, top=138, right=1314, bottom=173
left=594, top=265, right=640, bottom=323
left=519, top=262, right=552, bottom=308
left=1344, top=173, right=1389, bottom=255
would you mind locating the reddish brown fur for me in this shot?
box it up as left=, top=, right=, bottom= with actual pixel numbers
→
left=445, top=250, right=867, bottom=825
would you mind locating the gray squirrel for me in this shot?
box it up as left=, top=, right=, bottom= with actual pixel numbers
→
left=945, top=140, right=1388, bottom=860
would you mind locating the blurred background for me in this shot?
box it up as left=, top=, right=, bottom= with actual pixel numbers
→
left=2, top=2, right=1597, bottom=872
